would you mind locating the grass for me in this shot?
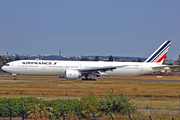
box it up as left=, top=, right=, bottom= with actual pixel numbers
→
left=110, top=113, right=180, bottom=120
left=1, top=78, right=180, bottom=97
left=130, top=97, right=179, bottom=110
left=57, top=113, right=180, bottom=120
left=2, top=113, right=180, bottom=120
left=1, top=75, right=180, bottom=119
left=1, top=75, right=180, bottom=97
left=0, top=75, right=180, bottom=110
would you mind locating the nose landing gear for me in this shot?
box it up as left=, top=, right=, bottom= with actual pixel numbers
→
left=14, top=76, right=18, bottom=80
left=12, top=73, right=18, bottom=81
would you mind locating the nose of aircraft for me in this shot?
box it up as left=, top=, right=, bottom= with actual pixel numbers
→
left=1, top=66, right=4, bottom=70
left=1, top=66, right=6, bottom=71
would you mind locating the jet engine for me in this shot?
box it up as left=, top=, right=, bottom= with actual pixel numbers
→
left=65, top=70, right=81, bottom=79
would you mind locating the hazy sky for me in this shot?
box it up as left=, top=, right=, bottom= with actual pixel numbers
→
left=0, top=0, right=180, bottom=59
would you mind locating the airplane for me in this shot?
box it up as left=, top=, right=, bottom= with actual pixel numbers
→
left=2, top=40, right=171, bottom=81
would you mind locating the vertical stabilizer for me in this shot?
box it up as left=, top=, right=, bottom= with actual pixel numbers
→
left=144, top=41, right=171, bottom=64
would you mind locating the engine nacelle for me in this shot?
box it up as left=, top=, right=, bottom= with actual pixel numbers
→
left=65, top=70, right=81, bottom=79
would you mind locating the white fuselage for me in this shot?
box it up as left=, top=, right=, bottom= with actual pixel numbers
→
left=2, top=60, right=164, bottom=77
left=2, top=41, right=171, bottom=79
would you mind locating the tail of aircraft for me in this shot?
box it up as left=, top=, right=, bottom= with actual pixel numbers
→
left=144, top=40, right=171, bottom=64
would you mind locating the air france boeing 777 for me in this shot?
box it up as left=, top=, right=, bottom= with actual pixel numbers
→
left=2, top=41, right=171, bottom=80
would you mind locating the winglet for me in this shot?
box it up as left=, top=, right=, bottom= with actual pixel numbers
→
left=144, top=41, right=171, bottom=64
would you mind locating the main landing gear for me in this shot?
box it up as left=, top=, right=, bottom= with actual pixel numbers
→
left=82, top=78, right=96, bottom=81
left=82, top=75, right=96, bottom=81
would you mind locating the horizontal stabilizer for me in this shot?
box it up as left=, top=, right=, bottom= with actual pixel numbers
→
left=152, top=65, right=178, bottom=70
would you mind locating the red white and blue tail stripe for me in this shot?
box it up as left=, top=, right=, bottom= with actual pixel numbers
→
left=144, top=41, right=171, bottom=64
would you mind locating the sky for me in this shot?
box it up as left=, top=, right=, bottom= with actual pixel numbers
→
left=0, top=0, right=180, bottom=59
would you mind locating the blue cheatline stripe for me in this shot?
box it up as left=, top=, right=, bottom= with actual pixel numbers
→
left=151, top=45, right=170, bottom=62
left=146, top=41, right=171, bottom=62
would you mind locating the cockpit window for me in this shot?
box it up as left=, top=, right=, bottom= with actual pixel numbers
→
left=5, top=64, right=10, bottom=66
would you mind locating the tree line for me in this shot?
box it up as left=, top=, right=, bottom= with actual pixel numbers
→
left=80, top=55, right=142, bottom=62
left=0, top=56, right=22, bottom=68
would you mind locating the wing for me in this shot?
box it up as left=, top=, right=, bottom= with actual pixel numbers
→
left=77, top=66, right=124, bottom=76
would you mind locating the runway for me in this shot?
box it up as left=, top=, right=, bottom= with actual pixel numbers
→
left=0, top=75, right=180, bottom=82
